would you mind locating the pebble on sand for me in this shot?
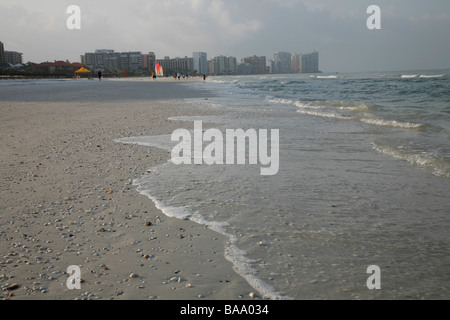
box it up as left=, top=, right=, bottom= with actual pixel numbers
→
left=7, top=284, right=19, bottom=291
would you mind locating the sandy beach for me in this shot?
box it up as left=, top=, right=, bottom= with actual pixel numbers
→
left=0, top=78, right=257, bottom=300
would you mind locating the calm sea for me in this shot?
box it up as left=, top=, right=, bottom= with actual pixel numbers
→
left=119, top=70, right=450, bottom=299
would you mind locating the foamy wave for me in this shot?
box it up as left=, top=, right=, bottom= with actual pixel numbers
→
left=293, top=101, right=324, bottom=109
left=339, top=104, right=371, bottom=111
left=267, top=98, right=322, bottom=109
left=266, top=98, right=295, bottom=106
left=373, top=143, right=450, bottom=178
left=401, top=74, right=446, bottom=79
left=360, top=118, right=424, bottom=129
left=269, top=98, right=373, bottom=112
left=268, top=98, right=424, bottom=129
left=401, top=75, right=419, bottom=78
left=310, top=75, right=343, bottom=79
left=329, top=101, right=373, bottom=112
left=297, top=109, right=350, bottom=119
left=224, top=242, right=291, bottom=300
left=267, top=98, right=357, bottom=111
left=419, top=74, right=446, bottom=78
left=132, top=165, right=291, bottom=300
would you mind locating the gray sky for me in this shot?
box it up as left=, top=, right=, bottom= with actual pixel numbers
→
left=1, top=0, right=449, bottom=72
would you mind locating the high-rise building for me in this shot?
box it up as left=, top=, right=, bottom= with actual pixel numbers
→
left=81, top=53, right=95, bottom=67
left=300, top=51, right=319, bottom=73
left=208, top=55, right=237, bottom=75
left=156, top=56, right=193, bottom=75
left=0, top=41, right=4, bottom=64
left=4, top=51, right=23, bottom=65
left=104, top=52, right=120, bottom=71
left=240, top=55, right=266, bottom=75
left=274, top=52, right=291, bottom=74
left=128, top=52, right=143, bottom=73
left=193, top=52, right=207, bottom=75
left=208, top=59, right=217, bottom=75
left=81, top=50, right=142, bottom=73
left=267, top=59, right=275, bottom=74
left=82, top=49, right=116, bottom=70
left=291, top=53, right=301, bottom=73
left=142, top=52, right=156, bottom=73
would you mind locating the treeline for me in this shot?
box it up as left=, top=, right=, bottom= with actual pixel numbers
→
left=0, top=63, right=143, bottom=79
left=0, top=62, right=73, bottom=78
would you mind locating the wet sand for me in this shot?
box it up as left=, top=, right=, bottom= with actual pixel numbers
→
left=0, top=78, right=257, bottom=300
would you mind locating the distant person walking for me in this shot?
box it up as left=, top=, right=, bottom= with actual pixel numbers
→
left=203, top=74, right=207, bottom=82
left=98, top=70, right=102, bottom=82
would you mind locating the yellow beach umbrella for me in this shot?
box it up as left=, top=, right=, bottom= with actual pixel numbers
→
left=74, top=67, right=91, bottom=79
left=75, top=67, right=91, bottom=73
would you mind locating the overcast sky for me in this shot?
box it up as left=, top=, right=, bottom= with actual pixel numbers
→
left=1, top=0, right=449, bottom=72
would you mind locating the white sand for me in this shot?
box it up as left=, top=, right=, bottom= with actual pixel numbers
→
left=0, top=79, right=257, bottom=300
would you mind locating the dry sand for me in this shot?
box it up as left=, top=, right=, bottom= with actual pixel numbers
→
left=0, top=78, right=257, bottom=300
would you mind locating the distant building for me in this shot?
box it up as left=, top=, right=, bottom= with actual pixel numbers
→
left=126, top=52, right=143, bottom=73
left=156, top=56, right=193, bottom=75
left=4, top=51, right=23, bottom=65
left=193, top=52, right=208, bottom=75
left=237, top=62, right=252, bottom=75
left=0, top=41, right=4, bottom=63
left=273, top=52, right=291, bottom=74
left=208, top=55, right=237, bottom=75
left=239, top=55, right=266, bottom=75
left=82, top=49, right=117, bottom=71
left=291, top=53, right=301, bottom=73
left=300, top=51, right=319, bottom=73
left=208, top=59, right=216, bottom=75
left=33, top=61, right=86, bottom=75
left=142, top=52, right=156, bottom=73
left=266, top=59, right=275, bottom=74
left=267, top=51, right=319, bottom=74
left=79, top=49, right=319, bottom=75
left=81, top=49, right=142, bottom=73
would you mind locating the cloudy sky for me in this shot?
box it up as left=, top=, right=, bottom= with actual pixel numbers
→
left=1, top=0, right=449, bottom=72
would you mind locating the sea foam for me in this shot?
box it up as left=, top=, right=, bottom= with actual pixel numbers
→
left=373, top=142, right=450, bottom=178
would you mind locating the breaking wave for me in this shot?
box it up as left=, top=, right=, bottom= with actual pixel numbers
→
left=373, top=141, right=450, bottom=178
left=360, top=118, right=424, bottom=129
left=401, top=74, right=446, bottom=79
left=267, top=98, right=425, bottom=129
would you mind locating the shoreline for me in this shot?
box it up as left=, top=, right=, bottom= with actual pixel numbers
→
left=0, top=79, right=259, bottom=300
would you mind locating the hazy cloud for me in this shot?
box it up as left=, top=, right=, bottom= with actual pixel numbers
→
left=1, top=0, right=449, bottom=72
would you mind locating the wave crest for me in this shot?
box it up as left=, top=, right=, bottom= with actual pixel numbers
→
left=373, top=142, right=450, bottom=178
left=401, top=74, right=446, bottom=79
left=360, top=118, right=424, bottom=129
left=268, top=98, right=424, bottom=129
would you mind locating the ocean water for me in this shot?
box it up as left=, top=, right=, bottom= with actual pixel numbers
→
left=118, top=70, right=450, bottom=300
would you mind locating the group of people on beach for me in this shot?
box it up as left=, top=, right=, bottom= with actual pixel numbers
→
left=172, top=73, right=207, bottom=82
left=174, top=72, right=188, bottom=80
left=96, top=70, right=207, bottom=82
